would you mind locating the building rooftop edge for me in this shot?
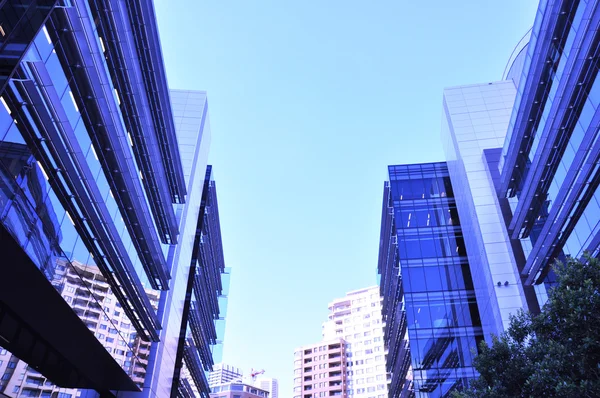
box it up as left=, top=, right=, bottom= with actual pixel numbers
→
left=293, top=337, right=346, bottom=352
left=170, top=88, right=208, bottom=94
left=443, top=79, right=514, bottom=93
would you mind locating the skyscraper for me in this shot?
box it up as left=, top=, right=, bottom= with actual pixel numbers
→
left=0, top=2, right=227, bottom=398
left=322, top=287, right=389, bottom=398
left=378, top=163, right=484, bottom=397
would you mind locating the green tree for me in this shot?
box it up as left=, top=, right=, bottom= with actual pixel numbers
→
left=454, top=255, right=600, bottom=398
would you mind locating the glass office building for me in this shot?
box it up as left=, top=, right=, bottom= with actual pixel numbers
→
left=380, top=1, right=600, bottom=396
left=378, top=163, right=484, bottom=398
left=498, top=0, right=600, bottom=299
left=0, top=2, right=228, bottom=398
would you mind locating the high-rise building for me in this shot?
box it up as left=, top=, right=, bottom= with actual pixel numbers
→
left=441, top=80, right=538, bottom=341
left=497, top=0, right=600, bottom=306
left=256, top=377, right=279, bottom=398
left=0, top=2, right=228, bottom=397
left=441, top=0, right=600, bottom=335
left=322, top=287, right=389, bottom=398
left=209, top=363, right=244, bottom=388
left=293, top=338, right=348, bottom=398
left=378, top=163, right=484, bottom=397
left=379, top=1, right=600, bottom=397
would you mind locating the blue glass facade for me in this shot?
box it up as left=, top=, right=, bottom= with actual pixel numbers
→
left=498, top=0, right=600, bottom=292
left=0, top=2, right=226, bottom=398
left=171, top=165, right=229, bottom=398
left=379, top=163, right=483, bottom=398
left=378, top=181, right=413, bottom=398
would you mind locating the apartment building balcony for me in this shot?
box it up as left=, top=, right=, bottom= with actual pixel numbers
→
left=25, top=374, right=45, bottom=386
left=131, top=374, right=145, bottom=384
left=328, top=371, right=342, bottom=379
left=332, top=306, right=351, bottom=316
left=137, top=352, right=149, bottom=361
left=134, top=361, right=148, bottom=372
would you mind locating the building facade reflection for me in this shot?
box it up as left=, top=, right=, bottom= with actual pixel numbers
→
left=379, top=163, right=484, bottom=398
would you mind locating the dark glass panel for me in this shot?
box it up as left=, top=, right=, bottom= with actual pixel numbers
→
left=406, top=267, right=426, bottom=292
left=424, top=265, right=443, bottom=292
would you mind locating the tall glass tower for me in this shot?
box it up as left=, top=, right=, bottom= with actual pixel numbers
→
left=379, top=163, right=484, bottom=398
left=0, top=2, right=228, bottom=398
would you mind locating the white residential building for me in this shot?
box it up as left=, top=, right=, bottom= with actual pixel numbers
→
left=256, top=377, right=279, bottom=398
left=209, top=363, right=244, bottom=388
left=322, top=286, right=389, bottom=398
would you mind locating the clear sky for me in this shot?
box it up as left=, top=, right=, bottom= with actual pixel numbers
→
left=154, top=1, right=538, bottom=395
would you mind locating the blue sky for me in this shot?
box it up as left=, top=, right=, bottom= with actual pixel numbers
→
left=155, top=1, right=538, bottom=395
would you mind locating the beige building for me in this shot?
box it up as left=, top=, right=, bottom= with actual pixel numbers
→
left=293, top=338, right=348, bottom=398
left=210, top=382, right=269, bottom=398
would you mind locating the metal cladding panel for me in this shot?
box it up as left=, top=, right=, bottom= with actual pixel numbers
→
left=171, top=166, right=227, bottom=397
left=499, top=0, right=578, bottom=197
left=124, top=0, right=187, bottom=203
left=183, top=340, right=210, bottom=397
left=508, top=2, right=600, bottom=240
left=47, top=5, right=170, bottom=290
left=87, top=0, right=180, bottom=245
left=441, top=82, right=528, bottom=337
left=506, top=3, right=600, bottom=283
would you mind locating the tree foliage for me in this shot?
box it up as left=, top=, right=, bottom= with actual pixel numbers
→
left=454, top=255, right=600, bottom=398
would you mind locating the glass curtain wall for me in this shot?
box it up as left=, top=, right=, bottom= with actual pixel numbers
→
left=388, top=163, right=484, bottom=398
